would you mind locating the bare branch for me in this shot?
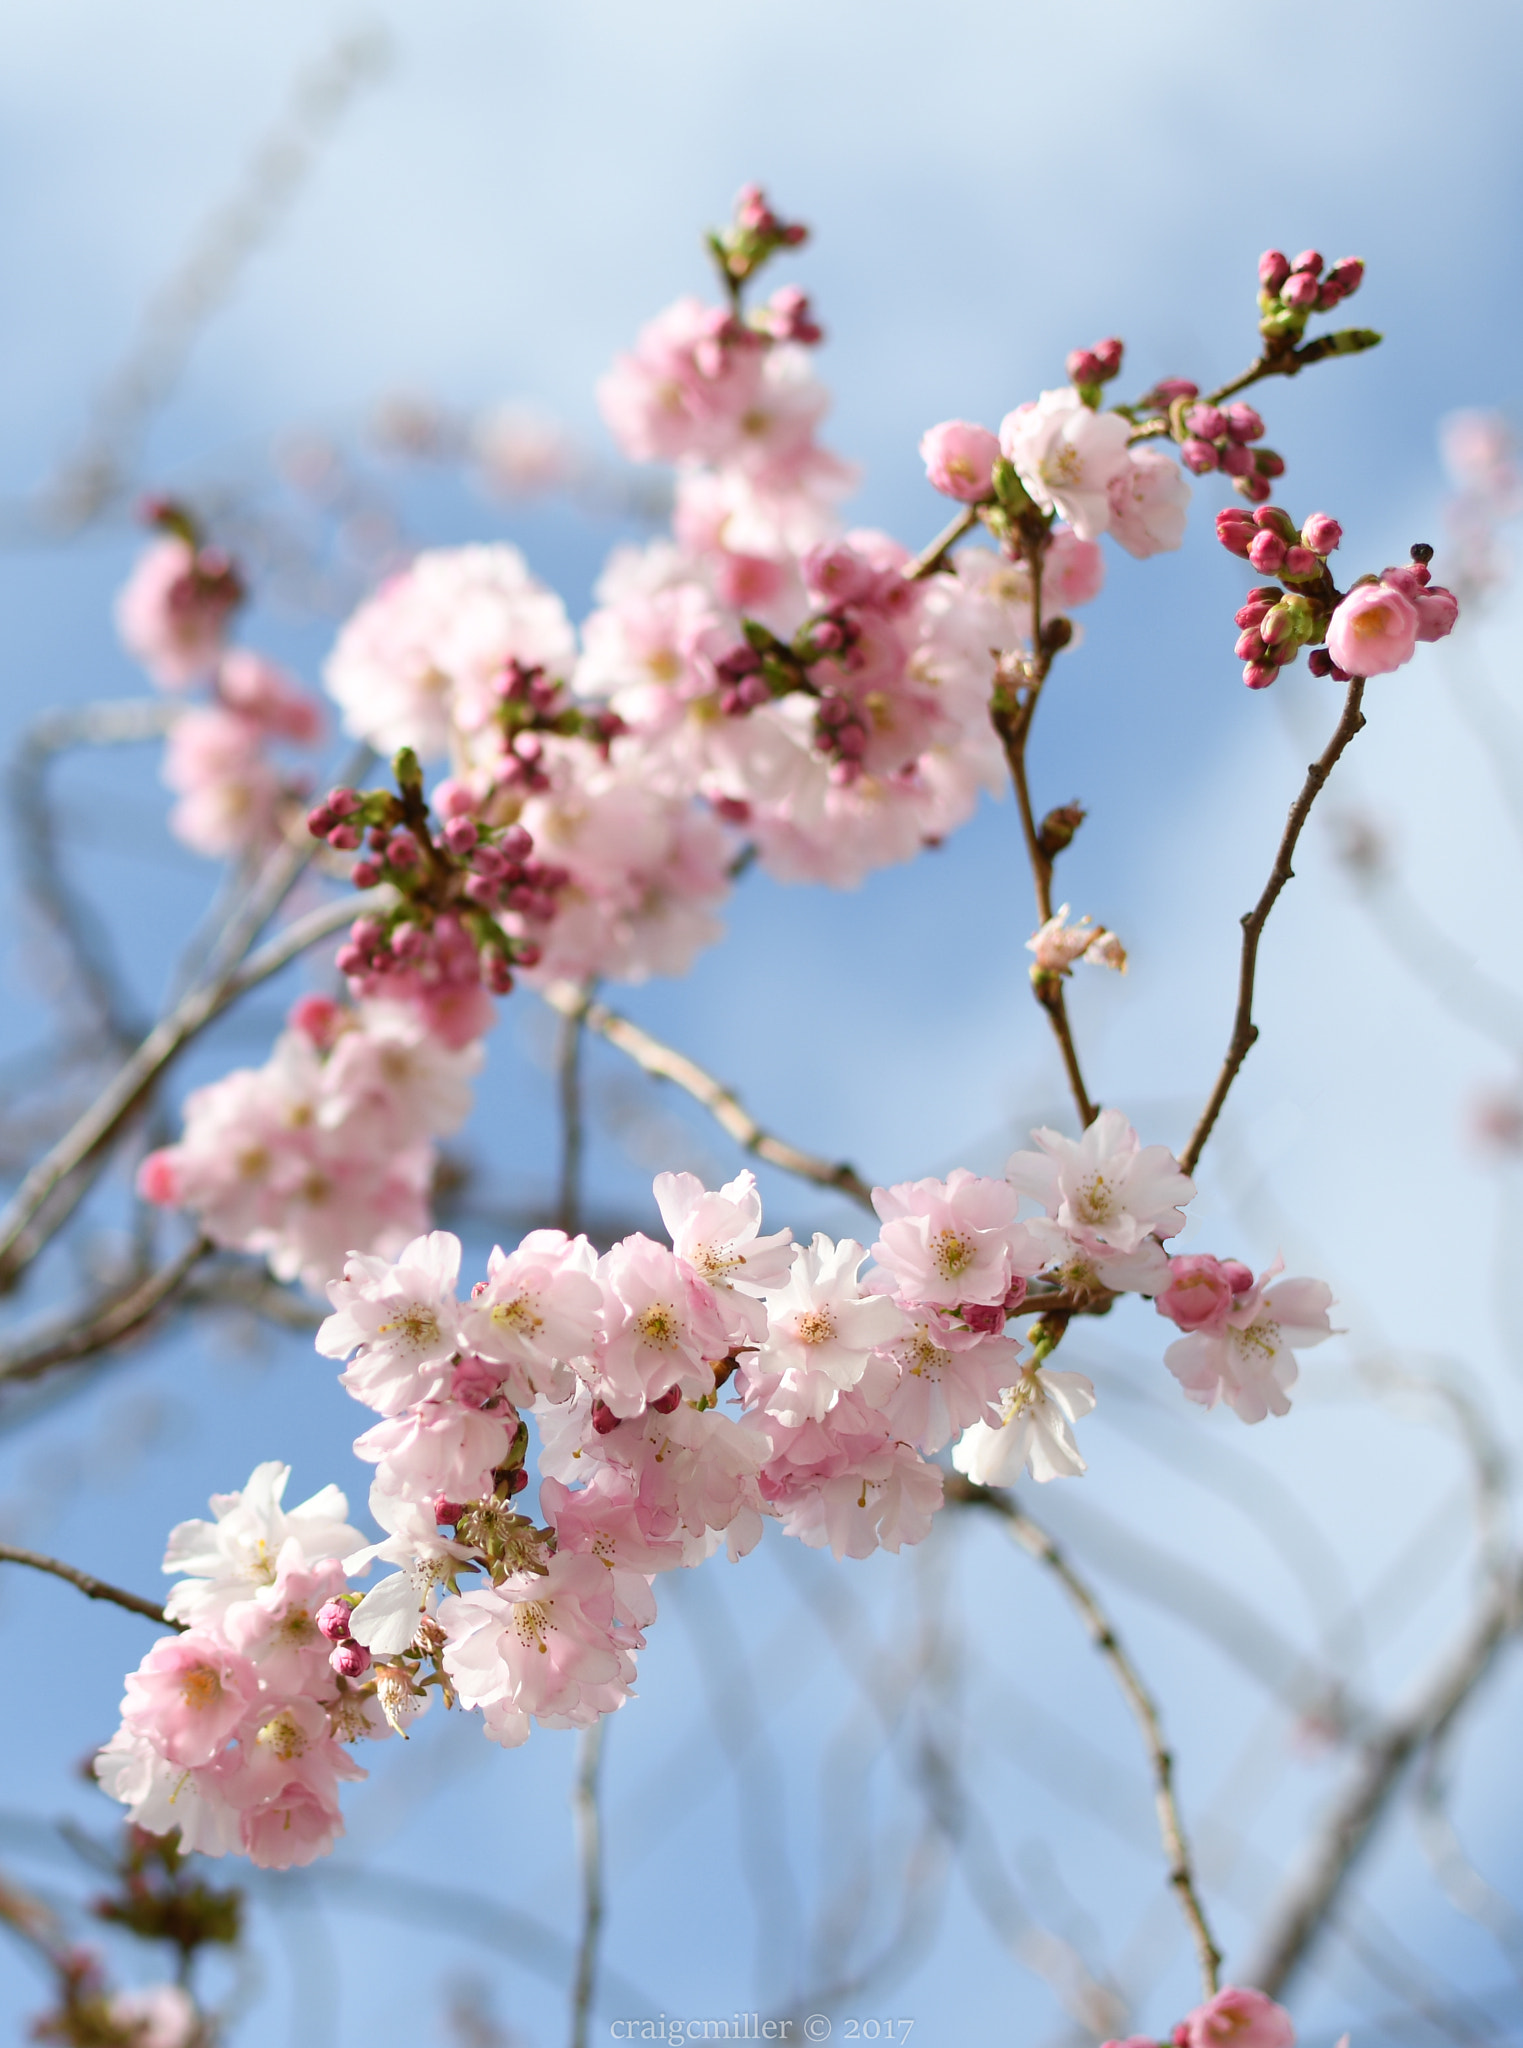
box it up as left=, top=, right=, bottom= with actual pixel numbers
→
left=538, top=980, right=876, bottom=1213
left=0, top=1542, right=174, bottom=1628
left=557, top=988, right=590, bottom=1237
left=1243, top=1556, right=1523, bottom=1998
left=904, top=506, right=978, bottom=581
left=1180, top=676, right=1367, bottom=1177
left=0, top=1232, right=210, bottom=1385
left=568, top=1722, right=606, bottom=2048
left=948, top=1475, right=1222, bottom=1999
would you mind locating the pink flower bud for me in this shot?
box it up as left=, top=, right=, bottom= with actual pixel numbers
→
left=1280, top=546, right=1318, bottom=578
left=306, top=805, right=335, bottom=839
left=514, top=941, right=542, bottom=968
left=290, top=995, right=344, bottom=1047
left=1237, top=473, right=1272, bottom=503
left=500, top=824, right=534, bottom=861
left=960, top=1302, right=1006, bottom=1335
left=1325, top=256, right=1364, bottom=297
left=351, top=859, right=380, bottom=889
left=1215, top=509, right=1256, bottom=556
left=1243, top=661, right=1279, bottom=690
left=1252, top=504, right=1298, bottom=540
left=1235, top=628, right=1266, bottom=660
left=137, top=1150, right=180, bottom=1206
left=591, top=1399, right=621, bottom=1436
left=1234, top=596, right=1274, bottom=628
left=1290, top=249, right=1324, bottom=276
left=387, top=832, right=419, bottom=868
left=1301, top=512, right=1342, bottom=554
left=1219, top=443, right=1254, bottom=478
left=1181, top=438, right=1219, bottom=475
left=1254, top=448, right=1286, bottom=478
left=316, top=1598, right=354, bottom=1643
left=713, top=795, right=751, bottom=825
left=330, top=1640, right=372, bottom=1679
left=351, top=916, right=384, bottom=950
left=443, top=815, right=478, bottom=855
left=334, top=943, right=366, bottom=976
left=1281, top=271, right=1320, bottom=310
left=1414, top=583, right=1459, bottom=642
left=1185, top=403, right=1226, bottom=441
left=651, top=1385, right=683, bottom=1414
left=327, top=824, right=360, bottom=851
left=1090, top=337, right=1124, bottom=378
left=1223, top=404, right=1265, bottom=443
left=1258, top=249, right=1291, bottom=292
left=1151, top=377, right=1198, bottom=404
left=1065, top=349, right=1103, bottom=387
left=1156, top=1255, right=1238, bottom=1334
left=433, top=1496, right=464, bottom=1524
left=1182, top=1986, right=1294, bottom=2048
left=326, top=787, right=361, bottom=818
left=1247, top=531, right=1287, bottom=573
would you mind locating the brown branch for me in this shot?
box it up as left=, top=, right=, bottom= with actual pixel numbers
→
left=1243, top=1556, right=1523, bottom=1998
left=1179, top=676, right=1367, bottom=1177
left=538, top=981, right=876, bottom=1214
left=568, top=1720, right=606, bottom=2048
left=904, top=505, right=978, bottom=581
left=948, top=1476, right=1222, bottom=1999
left=0, top=1541, right=175, bottom=1627
left=0, top=1232, right=211, bottom=1385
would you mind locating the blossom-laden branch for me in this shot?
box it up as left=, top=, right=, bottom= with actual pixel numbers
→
left=0, top=1232, right=211, bottom=1387
left=1180, top=675, right=1367, bottom=1177
left=0, top=1542, right=174, bottom=1628
left=1244, top=1553, right=1523, bottom=1997
left=538, top=979, right=877, bottom=1213
left=946, top=1475, right=1223, bottom=2001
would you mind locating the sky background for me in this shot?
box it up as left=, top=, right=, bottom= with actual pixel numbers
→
left=2, top=4, right=1523, bottom=2044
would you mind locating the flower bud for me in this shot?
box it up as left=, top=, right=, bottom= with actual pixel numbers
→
left=1282, top=271, right=1320, bottom=310
left=326, top=787, right=362, bottom=818
left=500, top=824, right=534, bottom=861
left=1325, top=256, right=1364, bottom=297
left=1091, top=337, right=1124, bottom=378
left=591, top=1399, right=621, bottom=1436
left=1215, top=508, right=1256, bottom=557
left=961, top=1302, right=1006, bottom=1335
left=327, top=824, right=360, bottom=851
left=1065, top=349, right=1102, bottom=387
left=1259, top=249, right=1292, bottom=292
left=350, top=860, right=379, bottom=889
left=316, top=1598, right=355, bottom=1643
left=1219, top=443, right=1254, bottom=478
left=1280, top=545, right=1318, bottom=579
left=1299, top=512, right=1341, bottom=555
left=1223, top=403, right=1265, bottom=443
left=1234, top=595, right=1275, bottom=629
left=1236, top=473, right=1272, bottom=503
left=1252, top=504, right=1299, bottom=541
left=1181, top=437, right=1218, bottom=475
left=1254, top=448, right=1286, bottom=479
left=443, top=815, right=478, bottom=855
left=1243, top=660, right=1280, bottom=690
left=330, top=1640, right=372, bottom=1679
left=1185, top=403, right=1226, bottom=441
left=1291, top=248, right=1324, bottom=276
left=1235, top=628, right=1266, bottom=660
left=651, top=1385, right=683, bottom=1414
left=1247, top=531, right=1287, bottom=573
left=1257, top=604, right=1293, bottom=648
left=306, top=804, right=335, bottom=839
left=1150, top=377, right=1198, bottom=405
left=1036, top=801, right=1086, bottom=857
left=386, top=832, right=419, bottom=869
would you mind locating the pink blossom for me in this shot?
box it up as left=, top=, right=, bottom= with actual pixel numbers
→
left=222, top=1543, right=348, bottom=1693
left=317, top=1232, right=464, bottom=1417
left=1155, top=1254, right=1253, bottom=1335
left=596, top=297, right=766, bottom=466
left=874, top=1309, right=1020, bottom=1452
left=754, top=1388, right=944, bottom=1558
left=458, top=1228, right=602, bottom=1404
left=748, top=1234, right=905, bottom=1425
left=1023, top=1218, right=1172, bottom=1300
left=353, top=1397, right=516, bottom=1503
left=438, top=1550, right=642, bottom=1747
left=317, top=1003, right=482, bottom=1149
left=1043, top=526, right=1106, bottom=609
left=653, top=1168, right=793, bottom=1343
left=999, top=388, right=1131, bottom=541
left=116, top=535, right=242, bottom=689
left=94, top=1730, right=242, bottom=1858
left=1107, top=447, right=1191, bottom=559
left=162, top=1461, right=360, bottom=1631
left=952, top=1366, right=1097, bottom=1485
left=1008, top=1109, right=1194, bottom=1254
left=344, top=1487, right=479, bottom=1654
left=216, top=648, right=323, bottom=741
left=229, top=1696, right=363, bottom=1869
left=919, top=419, right=1000, bottom=502
left=120, top=1630, right=258, bottom=1767
left=871, top=1168, right=1037, bottom=1309
left=1164, top=1263, right=1335, bottom=1422
left=1027, top=905, right=1126, bottom=977
left=1325, top=579, right=1419, bottom=676
left=592, top=1234, right=732, bottom=1417
left=1183, top=1987, right=1296, bottom=2048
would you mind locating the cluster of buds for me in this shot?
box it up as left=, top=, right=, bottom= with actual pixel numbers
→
left=756, top=282, right=822, bottom=345
left=706, top=183, right=808, bottom=295
left=484, top=658, right=624, bottom=795
left=315, top=1593, right=373, bottom=1680
left=1259, top=247, right=1365, bottom=342
left=1218, top=505, right=1342, bottom=687
left=1177, top=400, right=1284, bottom=502
left=139, top=494, right=246, bottom=640
left=311, top=748, right=567, bottom=1000
left=1065, top=335, right=1124, bottom=404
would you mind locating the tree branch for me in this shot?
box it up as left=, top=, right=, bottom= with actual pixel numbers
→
left=538, top=981, right=876, bottom=1214
left=1180, top=677, right=1367, bottom=1177
left=948, top=1476, right=1222, bottom=1999
left=0, top=1542, right=175, bottom=1627
left=0, top=1232, right=211, bottom=1385
left=568, top=1720, right=606, bottom=2048
left=904, top=505, right=978, bottom=581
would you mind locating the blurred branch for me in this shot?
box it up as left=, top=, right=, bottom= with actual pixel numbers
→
left=948, top=1475, right=1222, bottom=2000
left=557, top=987, right=590, bottom=1236
left=0, top=1541, right=172, bottom=1627
left=568, top=1722, right=605, bottom=2048
left=1181, top=676, right=1368, bottom=1177
left=1245, top=1555, right=1523, bottom=1998
left=0, top=1231, right=210, bottom=1385
left=1, top=23, right=393, bottom=538
left=539, top=980, right=876, bottom=1213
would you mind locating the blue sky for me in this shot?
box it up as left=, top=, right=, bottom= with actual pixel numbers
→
left=2, top=6, right=1523, bottom=2044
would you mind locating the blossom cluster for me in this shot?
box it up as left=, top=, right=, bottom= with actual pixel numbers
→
left=137, top=994, right=481, bottom=1294
left=116, top=501, right=324, bottom=859
left=103, top=1104, right=1338, bottom=1871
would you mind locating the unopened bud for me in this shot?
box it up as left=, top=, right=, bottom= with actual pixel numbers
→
left=1180, top=438, right=1218, bottom=475
left=1243, top=660, right=1280, bottom=690
left=306, top=805, right=335, bottom=839
left=1259, top=249, right=1292, bottom=292
left=1150, top=376, right=1198, bottom=405
left=1280, top=545, right=1318, bottom=579
left=1040, top=615, right=1074, bottom=656
left=1325, top=256, right=1364, bottom=297
left=327, top=787, right=362, bottom=819
left=1236, top=473, right=1273, bottom=503
left=1037, top=802, right=1086, bottom=858
left=1066, top=348, right=1103, bottom=387
left=387, top=832, right=419, bottom=868
left=1281, top=271, right=1320, bottom=310
left=327, top=824, right=360, bottom=851
left=1215, top=508, right=1256, bottom=557
left=1254, top=448, right=1286, bottom=479
left=1090, top=337, right=1124, bottom=379
left=316, top=1598, right=356, bottom=1643
left=1247, top=531, right=1287, bottom=573
left=651, top=1385, right=683, bottom=1414
left=1185, top=403, right=1227, bottom=441
left=351, top=860, right=380, bottom=889
left=330, top=1640, right=371, bottom=1679
left=591, top=1399, right=621, bottom=1436
left=443, top=815, right=478, bottom=855
left=1219, top=444, right=1254, bottom=478
left=1291, top=248, right=1324, bottom=276
left=1252, top=504, right=1299, bottom=541
left=1223, top=404, right=1265, bottom=443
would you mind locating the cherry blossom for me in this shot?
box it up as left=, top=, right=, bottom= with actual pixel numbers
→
left=457, top=1227, right=602, bottom=1404
left=1161, top=1260, right=1335, bottom=1422
left=1182, top=1987, right=1297, bottom=2048
left=952, top=1365, right=1098, bottom=1484
left=1107, top=446, right=1192, bottom=558
left=744, top=1233, right=905, bottom=1425
left=653, top=1167, right=794, bottom=1340
left=161, top=1462, right=361, bottom=1630
left=999, top=387, right=1131, bottom=540
left=1007, top=1110, right=1194, bottom=1255
left=591, top=1234, right=732, bottom=1417
left=871, top=1168, right=1038, bottom=1309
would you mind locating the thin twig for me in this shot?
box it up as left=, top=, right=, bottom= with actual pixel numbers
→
left=1180, top=677, right=1367, bottom=1177
left=568, top=1720, right=606, bottom=2048
left=0, top=1233, right=211, bottom=1385
left=948, top=1476, right=1222, bottom=1999
left=0, top=1542, right=174, bottom=1628
left=1243, top=1555, right=1523, bottom=1998
left=556, top=989, right=589, bottom=1236
left=904, top=506, right=978, bottom=581
left=538, top=981, right=876, bottom=1214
